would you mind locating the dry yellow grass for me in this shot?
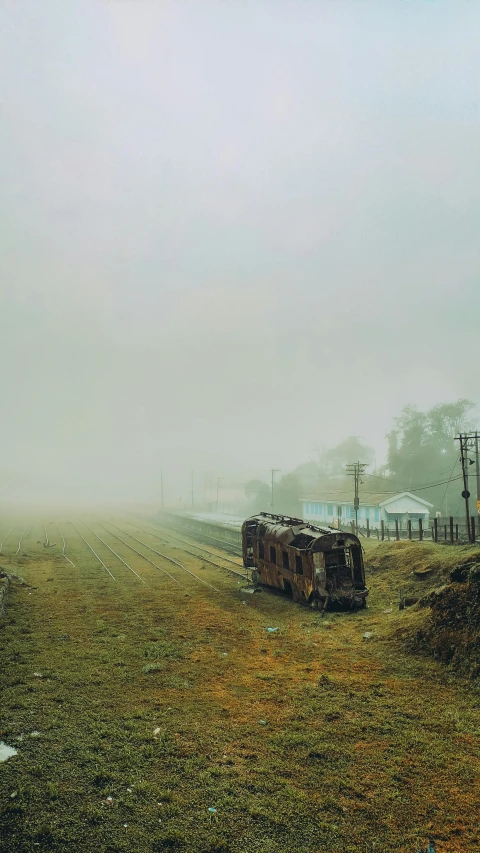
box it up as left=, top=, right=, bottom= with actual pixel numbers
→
left=1, top=522, right=479, bottom=853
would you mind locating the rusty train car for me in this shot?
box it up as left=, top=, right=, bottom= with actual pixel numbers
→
left=242, top=513, right=368, bottom=610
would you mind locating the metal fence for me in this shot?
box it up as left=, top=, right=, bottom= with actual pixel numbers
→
left=349, top=515, right=479, bottom=544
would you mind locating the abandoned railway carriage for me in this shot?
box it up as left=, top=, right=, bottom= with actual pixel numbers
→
left=242, top=513, right=368, bottom=610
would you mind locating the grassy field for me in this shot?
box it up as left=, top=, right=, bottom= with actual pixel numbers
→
left=1, top=520, right=480, bottom=853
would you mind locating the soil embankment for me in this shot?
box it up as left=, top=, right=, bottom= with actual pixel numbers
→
left=367, top=541, right=480, bottom=679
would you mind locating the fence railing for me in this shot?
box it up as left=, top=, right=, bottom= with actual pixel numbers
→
left=347, top=516, right=478, bottom=544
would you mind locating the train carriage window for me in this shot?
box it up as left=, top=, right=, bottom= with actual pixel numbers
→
left=269, top=546, right=277, bottom=564
left=258, top=540, right=264, bottom=559
left=282, top=550, right=289, bottom=569
left=295, top=555, right=303, bottom=575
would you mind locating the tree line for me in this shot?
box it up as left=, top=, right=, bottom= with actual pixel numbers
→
left=244, top=399, right=477, bottom=518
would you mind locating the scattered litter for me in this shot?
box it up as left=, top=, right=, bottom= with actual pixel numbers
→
left=383, top=607, right=393, bottom=614
left=259, top=720, right=267, bottom=726
left=208, top=807, right=217, bottom=814
left=58, top=634, right=70, bottom=640
left=10, top=791, right=18, bottom=798
left=123, top=824, right=128, bottom=828
left=126, top=788, right=132, bottom=793
left=105, top=797, right=113, bottom=805
left=242, top=601, right=247, bottom=606
left=242, top=588, right=256, bottom=594
left=221, top=652, right=227, bottom=657
left=362, top=632, right=373, bottom=639
left=267, top=627, right=278, bottom=633
left=33, top=672, right=43, bottom=678
left=153, top=727, right=161, bottom=737
left=0, top=742, right=18, bottom=762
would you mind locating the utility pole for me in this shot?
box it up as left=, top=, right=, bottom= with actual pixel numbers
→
left=476, top=431, right=480, bottom=522
left=160, top=469, right=164, bottom=510
left=216, top=477, right=223, bottom=513
left=346, top=461, right=367, bottom=534
left=455, top=433, right=477, bottom=543
left=270, top=469, right=280, bottom=513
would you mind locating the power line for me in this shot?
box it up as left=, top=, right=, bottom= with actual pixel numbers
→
left=439, top=459, right=461, bottom=515
left=362, top=462, right=460, bottom=488
left=304, top=474, right=464, bottom=498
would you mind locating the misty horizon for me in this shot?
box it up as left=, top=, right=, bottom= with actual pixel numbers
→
left=1, top=1, right=479, bottom=506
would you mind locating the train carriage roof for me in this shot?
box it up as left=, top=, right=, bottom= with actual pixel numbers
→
left=244, top=513, right=360, bottom=549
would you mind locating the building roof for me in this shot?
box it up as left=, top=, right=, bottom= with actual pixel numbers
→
left=301, top=490, right=433, bottom=508
left=379, top=491, right=433, bottom=509
left=300, top=492, right=387, bottom=506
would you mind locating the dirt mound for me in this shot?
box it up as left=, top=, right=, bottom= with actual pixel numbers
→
left=365, top=541, right=480, bottom=610
left=397, top=562, right=480, bottom=679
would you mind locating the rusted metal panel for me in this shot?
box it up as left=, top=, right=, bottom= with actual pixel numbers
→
left=242, top=512, right=368, bottom=611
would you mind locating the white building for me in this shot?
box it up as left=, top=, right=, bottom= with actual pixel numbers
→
left=301, top=491, right=433, bottom=530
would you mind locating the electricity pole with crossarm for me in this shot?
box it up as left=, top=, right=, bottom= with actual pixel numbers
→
left=346, top=461, right=367, bottom=534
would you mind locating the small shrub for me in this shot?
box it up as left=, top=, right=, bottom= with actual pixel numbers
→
left=144, top=641, right=184, bottom=661
left=143, top=663, right=165, bottom=674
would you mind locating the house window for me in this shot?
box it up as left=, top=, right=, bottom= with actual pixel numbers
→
left=269, top=546, right=276, bottom=564
left=295, top=555, right=303, bottom=575
left=374, top=508, right=380, bottom=522
left=345, top=506, right=352, bottom=519
left=364, top=507, right=370, bottom=520
left=327, top=504, right=333, bottom=516
left=258, top=540, right=264, bottom=559
left=337, top=505, right=343, bottom=518
left=282, top=551, right=289, bottom=569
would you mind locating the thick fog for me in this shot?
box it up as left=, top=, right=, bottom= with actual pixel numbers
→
left=1, top=1, right=479, bottom=507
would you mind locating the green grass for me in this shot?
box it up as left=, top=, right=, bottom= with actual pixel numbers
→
left=1, top=527, right=480, bottom=852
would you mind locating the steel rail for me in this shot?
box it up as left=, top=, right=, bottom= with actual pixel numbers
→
left=106, top=521, right=219, bottom=592
left=70, top=522, right=116, bottom=580
left=83, top=523, right=147, bottom=585
left=169, top=528, right=242, bottom=555
left=15, top=525, right=27, bottom=556
left=95, top=523, right=188, bottom=591
left=55, top=523, right=75, bottom=567
left=152, top=517, right=242, bottom=555
left=138, top=520, right=244, bottom=568
left=0, top=527, right=13, bottom=554
left=131, top=520, right=248, bottom=580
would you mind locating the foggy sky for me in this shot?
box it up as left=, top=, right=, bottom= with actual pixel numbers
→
left=1, top=0, right=479, bottom=505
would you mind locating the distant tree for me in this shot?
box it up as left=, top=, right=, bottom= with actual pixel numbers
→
left=385, top=399, right=476, bottom=513
left=427, top=399, right=475, bottom=443
left=274, top=473, right=302, bottom=517
left=321, top=436, right=374, bottom=476
left=244, top=479, right=270, bottom=513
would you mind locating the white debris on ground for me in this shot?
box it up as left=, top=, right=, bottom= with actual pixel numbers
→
left=0, top=742, right=18, bottom=762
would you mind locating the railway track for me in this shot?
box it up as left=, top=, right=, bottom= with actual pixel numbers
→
left=15, top=525, right=27, bottom=556
left=94, top=523, right=188, bottom=591
left=147, top=516, right=243, bottom=558
left=103, top=521, right=220, bottom=592
left=138, top=520, right=245, bottom=569
left=0, top=527, right=13, bottom=554
left=83, top=523, right=147, bottom=585
left=127, top=519, right=249, bottom=582
left=70, top=522, right=116, bottom=581
left=55, top=524, right=76, bottom=568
